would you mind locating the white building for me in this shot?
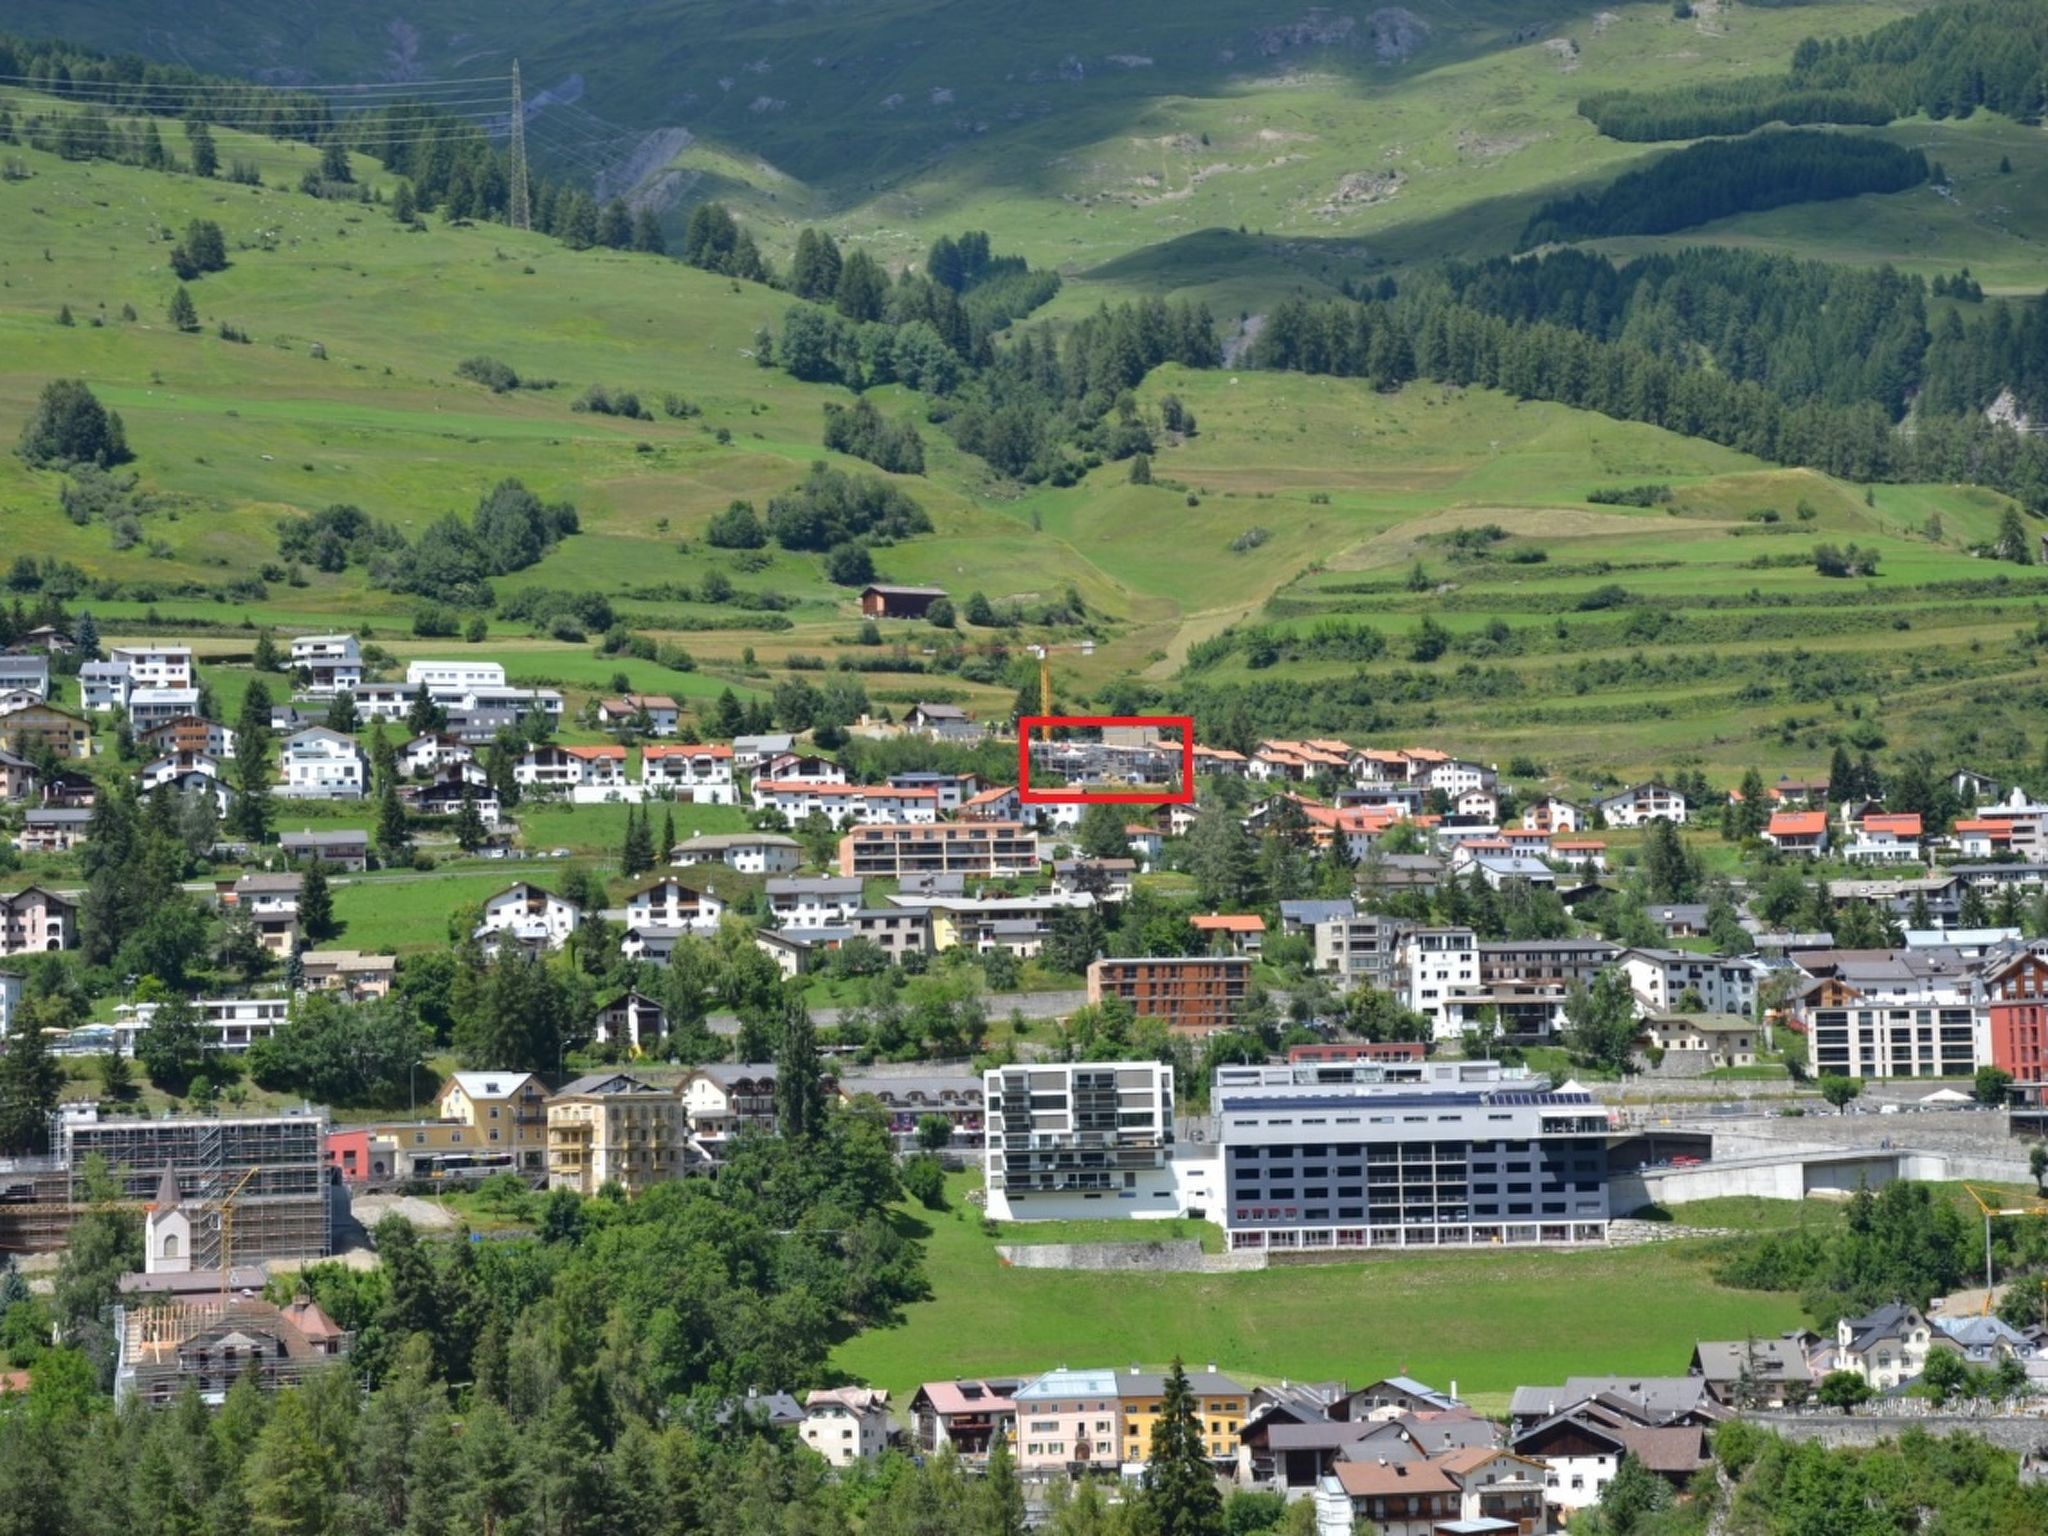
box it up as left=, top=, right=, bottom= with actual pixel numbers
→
left=1402, top=928, right=1481, bottom=1040
left=399, top=733, right=473, bottom=778
left=800, top=1388, right=892, bottom=1467
left=112, top=995, right=290, bottom=1053
left=79, top=661, right=131, bottom=713
left=752, top=781, right=939, bottom=825
left=290, top=634, right=363, bottom=695
left=108, top=644, right=194, bottom=691
left=766, top=876, right=863, bottom=928
left=1619, top=949, right=1758, bottom=1018
left=127, top=688, right=203, bottom=732
left=621, top=877, right=726, bottom=933
left=670, top=832, right=801, bottom=875
left=278, top=727, right=369, bottom=799
left=641, top=744, right=738, bottom=804
left=1594, top=783, right=1689, bottom=827
left=406, top=659, right=506, bottom=692
left=475, top=883, right=580, bottom=952
left=983, top=1061, right=1181, bottom=1223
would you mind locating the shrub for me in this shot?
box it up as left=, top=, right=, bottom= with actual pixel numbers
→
left=17, top=380, right=130, bottom=470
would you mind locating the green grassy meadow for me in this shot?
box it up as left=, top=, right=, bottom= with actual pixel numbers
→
left=831, top=1176, right=1806, bottom=1411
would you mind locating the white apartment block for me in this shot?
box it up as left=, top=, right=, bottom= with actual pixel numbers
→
left=278, top=727, right=369, bottom=798
left=476, top=884, right=581, bottom=951
left=622, top=877, right=727, bottom=932
left=1402, top=928, right=1481, bottom=1040
left=108, top=645, right=194, bottom=691
left=290, top=634, right=363, bottom=695
left=641, top=744, right=738, bottom=804
left=112, top=996, right=290, bottom=1053
left=754, top=781, right=940, bottom=825
left=406, top=659, right=507, bottom=692
left=984, top=1060, right=1180, bottom=1223
left=127, top=688, right=202, bottom=731
left=1618, top=950, right=1758, bottom=1018
left=1594, top=783, right=1689, bottom=827
left=80, top=661, right=130, bottom=713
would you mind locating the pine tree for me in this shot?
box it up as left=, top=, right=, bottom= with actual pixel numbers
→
left=185, top=119, right=218, bottom=178
left=391, top=179, right=417, bottom=225
left=1142, top=1359, right=1226, bottom=1536
left=0, top=1019, right=61, bottom=1153
left=251, top=629, right=283, bottom=672
left=324, top=690, right=359, bottom=733
left=455, top=785, right=486, bottom=853
left=660, top=807, right=676, bottom=862
left=73, top=609, right=100, bottom=661
left=298, top=859, right=335, bottom=941
left=168, top=284, right=199, bottom=332
left=377, top=779, right=412, bottom=861
left=630, top=208, right=666, bottom=254
left=231, top=679, right=275, bottom=843
left=983, top=1428, right=1025, bottom=1536
left=596, top=197, right=633, bottom=249
left=775, top=995, right=825, bottom=1139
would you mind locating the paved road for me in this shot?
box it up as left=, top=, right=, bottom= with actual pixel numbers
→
left=706, top=988, right=1089, bottom=1035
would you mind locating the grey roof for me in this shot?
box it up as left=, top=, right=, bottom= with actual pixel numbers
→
left=235, top=873, right=303, bottom=894
left=1267, top=1420, right=1372, bottom=1452
left=1691, top=1339, right=1812, bottom=1384
left=1282, top=899, right=1356, bottom=926
left=281, top=829, right=367, bottom=847
left=554, top=1071, right=667, bottom=1098
left=715, top=1389, right=805, bottom=1427
left=672, top=831, right=800, bottom=852
left=756, top=926, right=855, bottom=948
left=1844, top=1303, right=1921, bottom=1355
left=24, top=808, right=91, bottom=825
left=766, top=876, right=864, bottom=897
left=1114, top=1367, right=1246, bottom=1397
left=1508, top=1377, right=1712, bottom=1421
left=837, top=1072, right=982, bottom=1102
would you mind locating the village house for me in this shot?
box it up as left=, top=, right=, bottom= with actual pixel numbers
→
left=437, top=1070, right=549, bottom=1174
left=641, top=743, right=738, bottom=803
left=1594, top=782, right=1689, bottom=826
left=751, top=925, right=855, bottom=977
left=839, top=821, right=1040, bottom=880
left=108, top=643, right=193, bottom=691
left=679, top=1062, right=786, bottom=1159
left=79, top=660, right=130, bottom=713
left=280, top=829, right=369, bottom=871
left=1763, top=810, right=1829, bottom=856
left=298, top=950, right=396, bottom=998
left=1639, top=1013, right=1759, bottom=1069
left=1192, top=913, right=1265, bottom=958
left=670, top=830, right=801, bottom=874
left=909, top=1380, right=1018, bottom=1464
left=597, top=694, right=681, bottom=735
left=127, top=688, right=205, bottom=733
left=1820, top=1303, right=1938, bottom=1391
left=622, top=876, right=726, bottom=932
left=398, top=733, right=473, bottom=778
left=0, top=886, right=71, bottom=958
left=755, top=780, right=939, bottom=825
left=835, top=1071, right=984, bottom=1152
left=1844, top=811, right=1924, bottom=864
left=475, top=882, right=581, bottom=953
left=18, top=807, right=90, bottom=854
left=141, top=715, right=235, bottom=760
left=289, top=634, right=362, bottom=695
left=223, top=873, right=302, bottom=956
left=1688, top=1339, right=1813, bottom=1408
left=1619, top=949, right=1759, bottom=1018
left=1013, top=1368, right=1123, bottom=1474
left=1522, top=796, right=1585, bottom=834
left=800, top=1388, right=892, bottom=1467
left=0, top=701, right=93, bottom=759
left=766, top=875, right=863, bottom=928
left=546, top=1072, right=685, bottom=1195
left=593, top=991, right=668, bottom=1053
left=0, top=751, right=36, bottom=802
left=1050, top=858, right=1137, bottom=902
left=278, top=727, right=369, bottom=799
left=1117, top=1365, right=1248, bottom=1465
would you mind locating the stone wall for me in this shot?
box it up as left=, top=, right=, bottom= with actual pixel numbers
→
left=1742, top=1411, right=2048, bottom=1453
left=994, top=1240, right=1264, bottom=1273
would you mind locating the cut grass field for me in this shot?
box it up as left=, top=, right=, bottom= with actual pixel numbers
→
left=830, top=1175, right=1807, bottom=1412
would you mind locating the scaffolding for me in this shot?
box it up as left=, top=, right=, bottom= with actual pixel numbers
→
left=0, top=1110, right=330, bottom=1261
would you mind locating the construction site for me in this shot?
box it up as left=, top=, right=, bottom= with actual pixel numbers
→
left=0, top=1106, right=333, bottom=1265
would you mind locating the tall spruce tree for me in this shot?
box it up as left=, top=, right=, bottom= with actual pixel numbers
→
left=1143, top=1359, right=1226, bottom=1536
left=231, top=679, right=275, bottom=842
left=0, top=1018, right=61, bottom=1153
left=774, top=995, right=825, bottom=1139
left=377, top=778, right=411, bottom=861
left=454, top=784, right=486, bottom=852
left=297, top=858, right=335, bottom=941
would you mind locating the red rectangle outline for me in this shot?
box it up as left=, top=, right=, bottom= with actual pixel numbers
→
left=1018, top=715, right=1195, bottom=804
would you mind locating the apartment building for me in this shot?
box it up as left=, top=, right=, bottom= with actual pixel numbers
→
left=1117, top=1366, right=1247, bottom=1465
left=671, top=831, right=801, bottom=874
left=1594, top=783, right=1688, bottom=826
left=546, top=1072, right=684, bottom=1195
left=1308, top=913, right=1413, bottom=993
left=475, top=883, right=581, bottom=952
left=80, top=660, right=130, bottom=713
left=848, top=906, right=933, bottom=962
left=767, top=876, right=864, bottom=928
left=679, top=1062, right=783, bottom=1159
left=108, top=644, right=194, bottom=691
left=1211, top=1059, right=1613, bottom=1254
left=984, top=1061, right=1177, bottom=1222
left=838, top=821, right=1039, bottom=880
left=1086, top=955, right=1251, bottom=1036
left=405, top=659, right=506, bottom=692
left=437, top=1070, right=549, bottom=1174
left=0, top=886, right=76, bottom=954
left=1013, top=1368, right=1124, bottom=1474
left=755, top=781, right=939, bottom=825
left=1985, top=948, right=2048, bottom=1082
left=622, top=876, right=727, bottom=932
left=1619, top=949, right=1759, bottom=1019
left=289, top=635, right=363, bottom=695
left=0, top=702, right=93, bottom=759
left=836, top=1071, right=984, bottom=1152
left=641, top=743, right=738, bottom=803
left=1402, top=928, right=1481, bottom=1039
left=127, top=688, right=204, bottom=732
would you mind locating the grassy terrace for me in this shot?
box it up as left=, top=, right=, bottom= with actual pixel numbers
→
left=830, top=1174, right=1807, bottom=1412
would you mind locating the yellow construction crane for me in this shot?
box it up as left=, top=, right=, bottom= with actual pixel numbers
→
left=1963, top=1183, right=2048, bottom=1311
left=217, top=1165, right=259, bottom=1301
left=1026, top=641, right=1096, bottom=717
